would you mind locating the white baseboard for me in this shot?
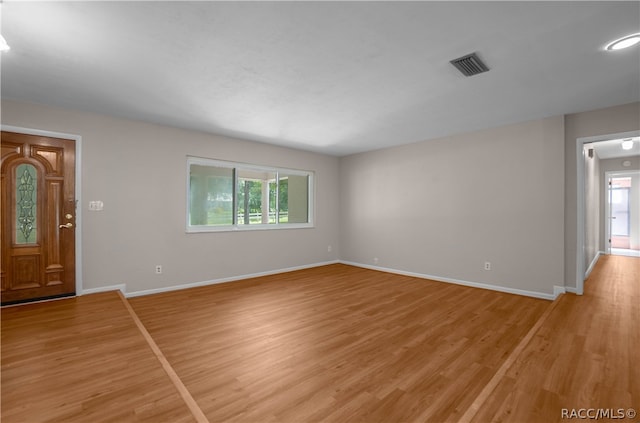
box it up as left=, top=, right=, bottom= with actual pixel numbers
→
left=125, top=260, right=340, bottom=298
left=80, top=260, right=564, bottom=301
left=565, top=286, right=579, bottom=294
left=81, top=284, right=127, bottom=296
left=553, top=285, right=566, bottom=298
left=340, top=261, right=557, bottom=301
left=584, top=251, right=603, bottom=279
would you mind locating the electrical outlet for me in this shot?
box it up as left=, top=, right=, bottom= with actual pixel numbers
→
left=484, top=262, right=491, bottom=271
left=373, top=257, right=379, bottom=265
left=155, top=265, right=162, bottom=274
left=328, top=245, right=332, bottom=253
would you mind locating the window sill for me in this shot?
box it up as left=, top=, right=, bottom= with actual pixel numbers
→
left=186, top=223, right=315, bottom=233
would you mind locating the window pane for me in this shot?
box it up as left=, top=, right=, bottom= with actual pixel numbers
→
left=189, top=164, right=233, bottom=226
left=237, top=169, right=276, bottom=224
left=611, top=188, right=630, bottom=236
left=187, top=157, right=312, bottom=232
left=279, top=174, right=308, bottom=224
left=16, top=164, right=38, bottom=244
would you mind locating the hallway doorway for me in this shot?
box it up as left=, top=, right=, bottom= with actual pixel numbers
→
left=606, top=172, right=640, bottom=257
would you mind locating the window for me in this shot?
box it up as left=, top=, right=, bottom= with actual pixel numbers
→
left=187, top=157, right=313, bottom=232
left=16, top=163, right=38, bottom=244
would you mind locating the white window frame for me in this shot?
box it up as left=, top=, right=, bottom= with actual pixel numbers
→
left=186, top=156, right=315, bottom=233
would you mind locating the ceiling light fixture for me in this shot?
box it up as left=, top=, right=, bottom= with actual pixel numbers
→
left=605, top=33, right=640, bottom=51
left=0, top=35, right=10, bottom=52
left=621, top=139, right=635, bottom=150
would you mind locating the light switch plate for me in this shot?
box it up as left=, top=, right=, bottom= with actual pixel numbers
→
left=88, top=201, right=104, bottom=211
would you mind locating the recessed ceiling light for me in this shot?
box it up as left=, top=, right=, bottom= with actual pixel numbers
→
left=0, top=35, right=10, bottom=52
left=621, top=139, right=635, bottom=150
left=606, top=33, right=640, bottom=51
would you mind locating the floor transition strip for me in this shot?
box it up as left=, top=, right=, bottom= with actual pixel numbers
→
left=117, top=291, right=210, bottom=423
left=456, top=295, right=562, bottom=423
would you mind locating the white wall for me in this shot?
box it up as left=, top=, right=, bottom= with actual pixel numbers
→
left=584, top=145, right=600, bottom=268
left=4, top=98, right=638, bottom=298
left=339, top=116, right=565, bottom=296
left=1, top=99, right=341, bottom=294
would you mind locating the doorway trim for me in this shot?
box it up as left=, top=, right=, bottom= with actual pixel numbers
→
left=1, top=125, right=83, bottom=296
left=576, top=129, right=639, bottom=295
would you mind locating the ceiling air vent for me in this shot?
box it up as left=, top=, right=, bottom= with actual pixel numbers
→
left=450, top=52, right=489, bottom=77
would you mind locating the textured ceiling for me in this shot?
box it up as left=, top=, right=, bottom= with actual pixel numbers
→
left=1, top=1, right=639, bottom=156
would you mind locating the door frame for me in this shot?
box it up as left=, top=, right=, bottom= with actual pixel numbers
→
left=576, top=129, right=639, bottom=295
left=604, top=170, right=640, bottom=255
left=2, top=125, right=83, bottom=296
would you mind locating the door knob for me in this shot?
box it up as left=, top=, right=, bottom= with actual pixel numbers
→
left=59, top=223, right=73, bottom=229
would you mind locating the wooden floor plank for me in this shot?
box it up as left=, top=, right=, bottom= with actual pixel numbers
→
left=130, top=263, right=550, bottom=423
left=4, top=257, right=635, bottom=422
left=1, top=292, right=196, bottom=423
left=469, top=255, right=640, bottom=423
left=117, top=291, right=209, bottom=423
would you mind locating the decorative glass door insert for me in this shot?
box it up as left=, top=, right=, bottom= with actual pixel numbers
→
left=16, top=163, right=38, bottom=244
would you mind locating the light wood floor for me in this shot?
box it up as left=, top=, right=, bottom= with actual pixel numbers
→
left=1, top=257, right=637, bottom=423
left=469, top=254, right=639, bottom=423
left=1, top=292, right=196, bottom=423
left=129, top=265, right=549, bottom=423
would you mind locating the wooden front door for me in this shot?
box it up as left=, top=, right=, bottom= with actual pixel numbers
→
left=1, top=131, right=76, bottom=305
